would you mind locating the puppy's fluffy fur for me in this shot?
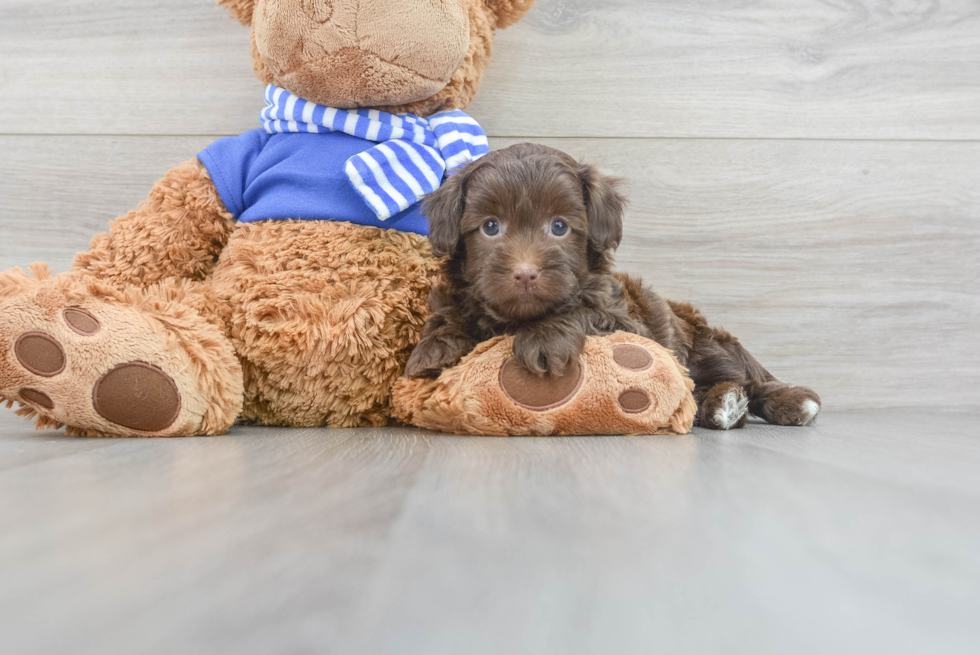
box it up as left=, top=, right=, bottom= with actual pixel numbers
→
left=406, top=143, right=821, bottom=429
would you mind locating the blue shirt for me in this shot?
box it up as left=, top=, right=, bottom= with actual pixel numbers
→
left=198, top=129, right=429, bottom=235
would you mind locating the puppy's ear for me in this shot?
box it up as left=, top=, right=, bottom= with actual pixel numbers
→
left=425, top=164, right=475, bottom=257
left=219, top=0, right=255, bottom=26
left=579, top=163, right=627, bottom=253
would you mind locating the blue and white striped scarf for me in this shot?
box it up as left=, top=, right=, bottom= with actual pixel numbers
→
left=262, top=85, right=489, bottom=221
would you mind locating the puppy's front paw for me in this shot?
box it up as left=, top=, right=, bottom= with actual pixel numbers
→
left=405, top=336, right=472, bottom=378
left=512, top=331, right=583, bottom=377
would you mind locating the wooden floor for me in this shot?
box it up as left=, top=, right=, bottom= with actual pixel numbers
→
left=1, top=410, right=978, bottom=654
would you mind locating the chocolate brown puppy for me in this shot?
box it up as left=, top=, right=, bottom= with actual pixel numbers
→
left=406, top=143, right=821, bottom=430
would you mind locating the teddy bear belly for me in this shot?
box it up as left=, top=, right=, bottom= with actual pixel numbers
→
left=209, top=219, right=442, bottom=428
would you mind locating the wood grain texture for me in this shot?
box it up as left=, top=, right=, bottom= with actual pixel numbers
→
left=0, top=0, right=262, bottom=136
left=1, top=135, right=976, bottom=410
left=0, top=136, right=216, bottom=272
left=473, top=0, right=980, bottom=139
left=1, top=410, right=979, bottom=655
left=1, top=0, right=979, bottom=139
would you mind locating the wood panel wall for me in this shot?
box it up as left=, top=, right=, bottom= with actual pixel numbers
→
left=1, top=0, right=977, bottom=410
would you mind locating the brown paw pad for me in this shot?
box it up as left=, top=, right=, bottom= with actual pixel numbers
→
left=93, top=362, right=181, bottom=432
left=15, top=333, right=66, bottom=377
left=618, top=388, right=652, bottom=413
left=499, top=357, right=584, bottom=411
left=20, top=388, right=54, bottom=409
left=63, top=308, right=100, bottom=336
left=612, top=344, right=653, bottom=371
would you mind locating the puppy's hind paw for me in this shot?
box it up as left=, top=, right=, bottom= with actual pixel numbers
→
left=698, top=382, right=749, bottom=430
left=753, top=386, right=822, bottom=427
left=800, top=399, right=820, bottom=426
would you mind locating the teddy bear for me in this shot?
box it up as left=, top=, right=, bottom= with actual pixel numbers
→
left=0, top=0, right=695, bottom=438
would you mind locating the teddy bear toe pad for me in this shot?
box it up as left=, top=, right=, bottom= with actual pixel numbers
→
left=14, top=333, right=66, bottom=377
left=618, top=388, right=653, bottom=413
left=20, top=388, right=55, bottom=409
left=63, top=308, right=101, bottom=336
left=612, top=344, right=653, bottom=372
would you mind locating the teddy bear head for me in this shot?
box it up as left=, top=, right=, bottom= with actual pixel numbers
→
left=219, top=0, right=534, bottom=116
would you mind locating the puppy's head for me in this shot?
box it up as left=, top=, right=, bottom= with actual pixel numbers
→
left=425, top=143, right=627, bottom=322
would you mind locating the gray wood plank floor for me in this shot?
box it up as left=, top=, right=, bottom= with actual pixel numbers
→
left=2, top=410, right=978, bottom=655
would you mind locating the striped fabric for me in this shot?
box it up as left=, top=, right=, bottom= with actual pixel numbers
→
left=262, top=84, right=490, bottom=220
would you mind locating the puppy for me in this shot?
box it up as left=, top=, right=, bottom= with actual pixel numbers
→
left=405, top=143, right=821, bottom=429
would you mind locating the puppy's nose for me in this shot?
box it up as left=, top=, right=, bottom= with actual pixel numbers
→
left=513, top=265, right=539, bottom=290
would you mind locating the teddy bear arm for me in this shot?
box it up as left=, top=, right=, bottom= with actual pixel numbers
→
left=73, top=158, right=236, bottom=289
left=487, top=0, right=536, bottom=28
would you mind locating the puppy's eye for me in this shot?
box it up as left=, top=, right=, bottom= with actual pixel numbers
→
left=550, top=219, right=569, bottom=237
left=482, top=219, right=501, bottom=237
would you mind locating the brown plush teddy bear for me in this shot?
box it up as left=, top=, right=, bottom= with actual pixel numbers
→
left=0, top=0, right=695, bottom=437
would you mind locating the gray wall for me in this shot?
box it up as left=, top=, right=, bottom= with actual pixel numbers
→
left=1, top=0, right=978, bottom=410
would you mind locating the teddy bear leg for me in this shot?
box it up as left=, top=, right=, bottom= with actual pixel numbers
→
left=394, top=332, right=699, bottom=437
left=212, top=220, right=441, bottom=428
left=0, top=265, right=243, bottom=437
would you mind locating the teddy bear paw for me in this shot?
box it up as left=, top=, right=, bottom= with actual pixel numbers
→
left=393, top=331, right=698, bottom=436
left=0, top=279, right=213, bottom=437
